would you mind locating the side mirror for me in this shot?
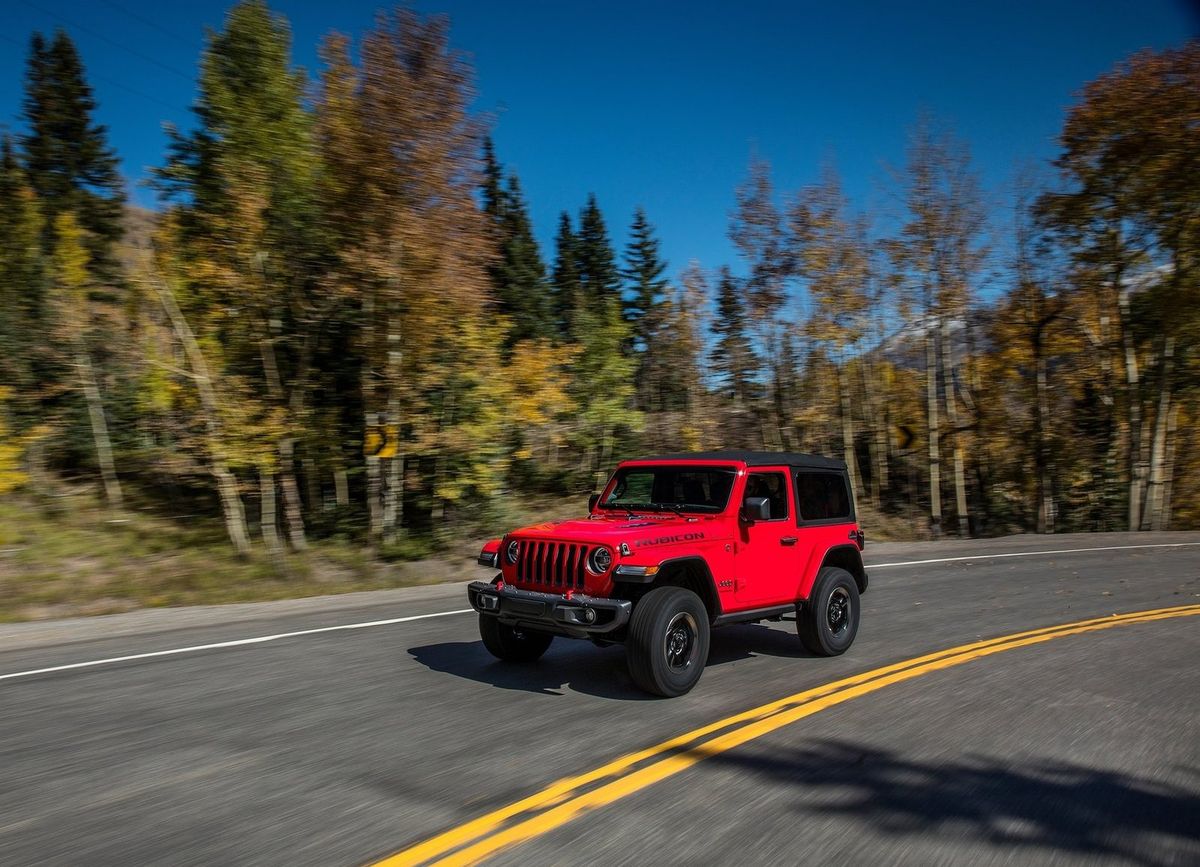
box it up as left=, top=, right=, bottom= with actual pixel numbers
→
left=588, top=493, right=601, bottom=512
left=741, top=496, right=771, bottom=523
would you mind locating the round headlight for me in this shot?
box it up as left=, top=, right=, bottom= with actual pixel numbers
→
left=588, top=546, right=613, bottom=574
left=505, top=539, right=520, bottom=564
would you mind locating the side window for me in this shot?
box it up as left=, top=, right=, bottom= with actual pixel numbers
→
left=795, top=472, right=852, bottom=522
left=744, top=472, right=789, bottom=521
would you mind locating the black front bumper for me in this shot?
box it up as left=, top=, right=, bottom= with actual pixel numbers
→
left=467, top=581, right=632, bottom=638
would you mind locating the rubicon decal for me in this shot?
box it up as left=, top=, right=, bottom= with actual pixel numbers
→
left=635, top=532, right=706, bottom=548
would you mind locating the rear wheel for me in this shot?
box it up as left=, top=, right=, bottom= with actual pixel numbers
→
left=626, top=586, right=710, bottom=697
left=479, top=615, right=554, bottom=662
left=797, top=566, right=860, bottom=656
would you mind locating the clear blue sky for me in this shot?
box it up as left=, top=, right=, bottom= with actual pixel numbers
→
left=1, top=1, right=1195, bottom=281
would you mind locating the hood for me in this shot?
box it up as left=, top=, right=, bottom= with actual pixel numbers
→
left=510, top=512, right=727, bottom=550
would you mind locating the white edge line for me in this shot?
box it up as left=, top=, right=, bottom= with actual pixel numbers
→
left=3, top=540, right=1199, bottom=683
left=0, top=609, right=473, bottom=682
left=868, top=541, right=1200, bottom=568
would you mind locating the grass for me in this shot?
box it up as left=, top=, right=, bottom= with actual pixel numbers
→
left=0, top=488, right=918, bottom=623
left=0, top=492, right=480, bottom=623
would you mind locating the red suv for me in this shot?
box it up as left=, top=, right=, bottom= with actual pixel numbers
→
left=469, top=451, right=867, bottom=696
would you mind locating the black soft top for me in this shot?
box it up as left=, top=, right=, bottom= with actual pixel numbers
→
left=631, top=450, right=847, bottom=472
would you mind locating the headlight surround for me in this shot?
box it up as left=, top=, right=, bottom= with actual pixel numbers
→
left=505, top=539, right=520, bottom=564
left=588, top=546, right=614, bottom=574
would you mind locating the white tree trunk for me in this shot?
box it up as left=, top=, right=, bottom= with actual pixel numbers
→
left=925, top=328, right=942, bottom=537
left=1156, top=401, right=1180, bottom=531
left=259, top=468, right=282, bottom=553
left=154, top=274, right=252, bottom=555
left=74, top=345, right=123, bottom=509
left=1119, top=293, right=1145, bottom=531
left=940, top=319, right=969, bottom=537
left=1142, top=336, right=1174, bottom=531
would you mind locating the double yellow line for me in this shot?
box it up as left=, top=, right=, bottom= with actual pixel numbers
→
left=376, top=604, right=1200, bottom=866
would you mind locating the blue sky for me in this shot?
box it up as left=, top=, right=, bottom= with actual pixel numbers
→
left=0, top=1, right=1194, bottom=282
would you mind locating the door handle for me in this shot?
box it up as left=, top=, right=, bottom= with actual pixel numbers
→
left=780, top=537, right=798, bottom=546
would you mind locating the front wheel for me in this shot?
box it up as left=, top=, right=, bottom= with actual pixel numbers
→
left=626, top=586, right=710, bottom=697
left=797, top=566, right=860, bottom=656
left=479, top=615, right=554, bottom=662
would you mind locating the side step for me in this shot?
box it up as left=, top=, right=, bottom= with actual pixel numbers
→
left=712, top=603, right=797, bottom=627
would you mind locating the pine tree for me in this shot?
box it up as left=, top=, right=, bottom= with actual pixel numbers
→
left=0, top=135, right=46, bottom=413
left=622, top=206, right=669, bottom=351
left=711, top=267, right=759, bottom=445
left=21, top=30, right=125, bottom=284
left=478, top=141, right=553, bottom=345
left=576, top=194, right=620, bottom=310
left=481, top=136, right=505, bottom=223
left=497, top=174, right=553, bottom=343
left=551, top=211, right=580, bottom=338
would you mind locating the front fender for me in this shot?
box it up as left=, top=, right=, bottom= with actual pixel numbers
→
left=477, top=538, right=503, bottom=568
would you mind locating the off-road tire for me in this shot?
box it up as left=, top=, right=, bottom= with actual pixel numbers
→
left=797, top=566, right=860, bottom=656
left=479, top=615, right=554, bottom=662
left=626, top=586, right=710, bottom=697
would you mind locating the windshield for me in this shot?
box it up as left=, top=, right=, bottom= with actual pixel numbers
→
left=599, top=466, right=736, bottom=513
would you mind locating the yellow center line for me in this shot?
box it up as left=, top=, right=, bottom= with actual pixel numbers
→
left=375, top=604, right=1200, bottom=867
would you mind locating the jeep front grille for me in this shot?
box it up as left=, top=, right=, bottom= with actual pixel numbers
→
left=515, top=541, right=588, bottom=590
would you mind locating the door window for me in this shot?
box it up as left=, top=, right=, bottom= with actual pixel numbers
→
left=744, top=472, right=789, bottom=521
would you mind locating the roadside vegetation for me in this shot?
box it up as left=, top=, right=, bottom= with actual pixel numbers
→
left=0, top=3, right=1196, bottom=621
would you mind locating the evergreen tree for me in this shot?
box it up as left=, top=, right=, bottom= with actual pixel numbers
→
left=21, top=30, right=125, bottom=284
left=576, top=194, right=620, bottom=309
left=621, top=206, right=669, bottom=351
left=478, top=140, right=553, bottom=344
left=0, top=136, right=46, bottom=411
left=711, top=267, right=758, bottom=405
left=551, top=211, right=580, bottom=337
left=481, top=136, right=505, bottom=223
left=496, top=174, right=552, bottom=343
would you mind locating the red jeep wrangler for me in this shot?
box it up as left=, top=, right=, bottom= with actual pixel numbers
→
left=469, top=451, right=867, bottom=696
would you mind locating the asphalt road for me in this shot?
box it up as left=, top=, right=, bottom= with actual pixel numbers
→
left=1, top=532, right=1198, bottom=866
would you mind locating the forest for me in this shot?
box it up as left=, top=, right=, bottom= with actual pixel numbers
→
left=0, top=3, right=1196, bottom=612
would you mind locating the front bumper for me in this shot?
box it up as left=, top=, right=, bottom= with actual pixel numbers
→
left=467, top=581, right=632, bottom=638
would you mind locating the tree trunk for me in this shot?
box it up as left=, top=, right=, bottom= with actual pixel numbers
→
left=259, top=336, right=307, bottom=550
left=334, top=465, right=350, bottom=508
left=1118, top=292, right=1145, bottom=531
left=863, top=360, right=888, bottom=509
left=940, top=319, right=969, bottom=537
left=74, top=344, right=123, bottom=509
left=259, top=468, right=282, bottom=554
left=1141, top=336, right=1174, bottom=531
left=1156, top=401, right=1179, bottom=531
left=837, top=362, right=862, bottom=500
left=278, top=437, right=307, bottom=550
left=925, top=326, right=942, bottom=538
left=153, top=273, right=251, bottom=555
left=381, top=400, right=403, bottom=546
left=1034, top=350, right=1053, bottom=534
left=381, top=304, right=404, bottom=543
left=362, top=287, right=383, bottom=543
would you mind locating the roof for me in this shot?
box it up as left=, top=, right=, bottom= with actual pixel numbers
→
left=629, top=450, right=847, bottom=471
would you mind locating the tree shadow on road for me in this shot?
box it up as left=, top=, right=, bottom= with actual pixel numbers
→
left=407, top=622, right=812, bottom=700
left=706, top=739, right=1200, bottom=865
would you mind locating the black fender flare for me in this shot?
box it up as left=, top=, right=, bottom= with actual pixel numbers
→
left=818, top=544, right=868, bottom=595
left=626, top=555, right=723, bottom=621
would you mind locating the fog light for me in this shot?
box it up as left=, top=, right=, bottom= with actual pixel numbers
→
left=583, top=607, right=596, bottom=624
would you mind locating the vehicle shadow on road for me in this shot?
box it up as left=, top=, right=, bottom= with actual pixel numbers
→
left=407, top=639, right=651, bottom=700
left=407, top=622, right=813, bottom=700
left=707, top=740, right=1200, bottom=865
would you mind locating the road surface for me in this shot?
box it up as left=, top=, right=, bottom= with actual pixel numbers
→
left=1, top=532, right=1198, bottom=865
